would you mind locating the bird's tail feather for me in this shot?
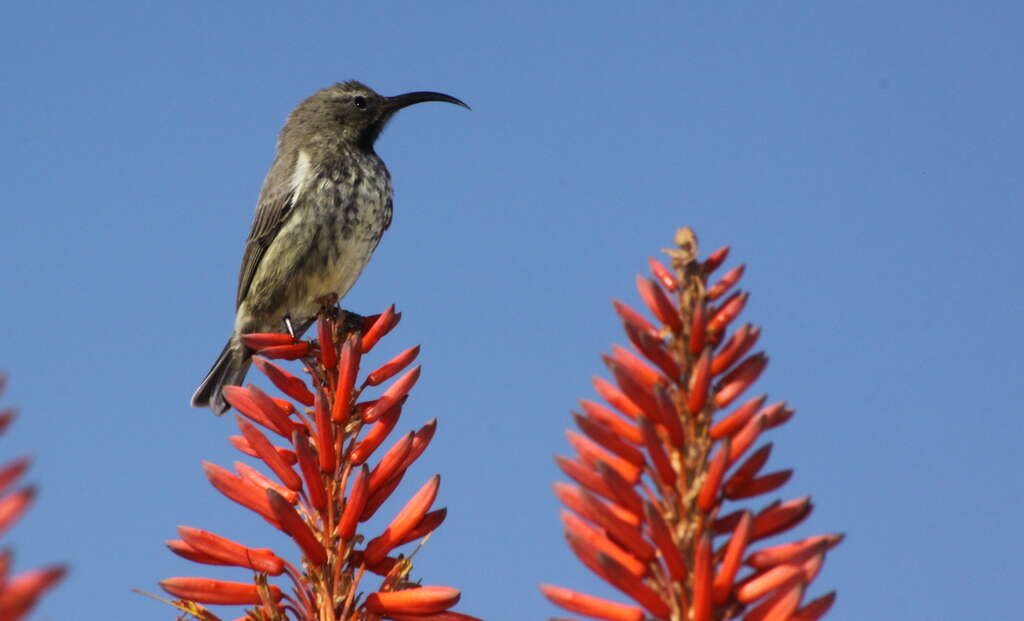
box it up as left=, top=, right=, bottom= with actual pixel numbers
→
left=190, top=335, right=251, bottom=416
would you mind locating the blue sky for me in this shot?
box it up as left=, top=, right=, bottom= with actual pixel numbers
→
left=1, top=3, right=1022, bottom=619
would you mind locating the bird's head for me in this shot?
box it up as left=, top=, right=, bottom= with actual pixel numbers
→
left=284, top=81, right=468, bottom=151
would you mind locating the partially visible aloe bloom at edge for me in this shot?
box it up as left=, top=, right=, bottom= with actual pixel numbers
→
left=543, top=228, right=842, bottom=621
left=159, top=307, right=479, bottom=621
left=0, top=376, right=67, bottom=620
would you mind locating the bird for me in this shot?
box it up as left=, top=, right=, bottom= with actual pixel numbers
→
left=191, top=81, right=468, bottom=415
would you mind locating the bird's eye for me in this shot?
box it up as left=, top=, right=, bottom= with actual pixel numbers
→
left=353, top=96, right=367, bottom=110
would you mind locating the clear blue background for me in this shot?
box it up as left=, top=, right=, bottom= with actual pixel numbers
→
left=1, top=3, right=1021, bottom=620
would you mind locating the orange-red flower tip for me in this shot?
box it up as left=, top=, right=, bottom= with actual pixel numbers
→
left=540, top=584, right=645, bottom=621
left=252, top=357, right=314, bottom=406
left=159, top=577, right=282, bottom=606
left=364, top=585, right=460, bottom=615
left=364, top=366, right=421, bottom=422
left=648, top=257, right=679, bottom=291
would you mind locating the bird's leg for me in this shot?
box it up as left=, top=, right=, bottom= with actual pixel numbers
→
left=283, top=315, right=296, bottom=339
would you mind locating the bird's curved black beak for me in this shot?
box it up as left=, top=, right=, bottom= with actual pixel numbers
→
left=384, top=91, right=471, bottom=113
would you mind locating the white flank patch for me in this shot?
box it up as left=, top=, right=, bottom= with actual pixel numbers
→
left=289, top=150, right=314, bottom=200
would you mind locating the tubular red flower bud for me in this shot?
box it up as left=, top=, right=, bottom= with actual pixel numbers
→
left=394, top=508, right=448, bottom=546
left=317, top=317, right=337, bottom=369
left=790, top=591, right=836, bottom=621
left=711, top=394, right=766, bottom=440
left=0, top=565, right=66, bottom=615
left=763, top=404, right=796, bottom=429
left=266, top=489, right=327, bottom=566
left=713, top=511, right=752, bottom=603
left=0, top=457, right=30, bottom=494
left=312, top=391, right=336, bottom=473
left=736, top=562, right=803, bottom=604
left=541, top=584, right=645, bottom=621
left=364, top=586, right=460, bottom=615
left=401, top=418, right=437, bottom=471
left=712, top=324, right=760, bottom=375
left=697, top=440, right=729, bottom=512
left=642, top=501, right=686, bottom=582
left=364, top=366, right=421, bottom=422
left=350, top=401, right=404, bottom=465
left=176, top=526, right=285, bottom=575
left=579, top=399, right=643, bottom=444
left=612, top=300, right=659, bottom=338
left=596, top=553, right=670, bottom=619
left=729, top=414, right=766, bottom=466
left=331, top=332, right=361, bottom=422
left=228, top=435, right=297, bottom=465
left=714, top=352, right=768, bottom=409
left=727, top=469, right=792, bottom=500
left=236, top=417, right=303, bottom=492
left=636, top=275, right=681, bottom=331
left=723, top=443, right=772, bottom=497
left=648, top=257, right=678, bottom=291
left=707, top=264, right=745, bottom=301
left=165, top=539, right=230, bottom=566
left=367, top=345, right=421, bottom=387
left=553, top=480, right=640, bottom=528
left=560, top=511, right=646, bottom=577
left=611, top=345, right=661, bottom=387
left=604, top=358, right=660, bottom=421
left=0, top=486, right=34, bottom=536
left=637, top=415, right=675, bottom=487
left=337, top=465, right=368, bottom=540
left=687, top=348, right=712, bottom=415
left=567, top=431, right=641, bottom=485
left=743, top=579, right=804, bottom=621
left=160, top=577, right=281, bottom=605
left=360, top=471, right=404, bottom=522
left=361, top=305, right=399, bottom=353
left=691, top=531, right=713, bottom=621
left=365, top=475, right=440, bottom=565
left=573, top=413, right=646, bottom=470
left=222, top=385, right=297, bottom=438
left=702, top=245, right=730, bottom=274
left=624, top=324, right=681, bottom=380
left=592, top=378, right=642, bottom=419
left=652, top=384, right=685, bottom=446
left=252, top=357, right=314, bottom=406
left=592, top=460, right=645, bottom=524
left=577, top=490, right=654, bottom=563
left=706, top=291, right=748, bottom=336
left=689, top=302, right=706, bottom=354
left=240, top=333, right=295, bottom=350
left=752, top=497, right=813, bottom=540
left=747, top=534, right=844, bottom=569
left=292, top=431, right=325, bottom=511
left=235, top=461, right=298, bottom=505
left=257, top=342, right=311, bottom=360
left=202, top=462, right=281, bottom=528
left=368, top=432, right=413, bottom=493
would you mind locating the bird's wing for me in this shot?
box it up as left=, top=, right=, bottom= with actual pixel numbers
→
left=235, top=157, right=295, bottom=308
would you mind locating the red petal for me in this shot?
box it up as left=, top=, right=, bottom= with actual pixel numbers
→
left=368, top=432, right=414, bottom=493
left=360, top=471, right=403, bottom=522
left=610, top=345, right=662, bottom=388
left=702, top=245, right=730, bottom=274
left=577, top=489, right=654, bottom=563
left=593, top=461, right=644, bottom=518
left=712, top=511, right=752, bottom=603
left=202, top=462, right=280, bottom=527
left=317, top=317, right=337, bottom=369
left=723, top=443, right=773, bottom=497
left=553, top=480, right=640, bottom=528
left=707, top=264, right=745, bottom=301
left=252, top=357, right=314, bottom=406
left=257, top=343, right=311, bottom=360
left=642, top=501, right=687, bottom=583
left=743, top=579, right=804, bottom=621
left=705, top=291, right=748, bottom=336
left=337, top=465, right=369, bottom=540
left=638, top=416, right=675, bottom=487
left=790, top=591, right=836, bottom=621
left=636, top=276, right=681, bottom=331
left=292, top=431, right=326, bottom=511
left=176, top=526, right=284, bottom=575
left=624, top=325, right=682, bottom=380
left=612, top=300, right=659, bottom=338
left=710, top=395, right=766, bottom=440
left=752, top=497, right=813, bottom=541
left=361, top=305, right=399, bottom=353
left=266, top=489, right=327, bottom=565
left=604, top=359, right=660, bottom=421
left=222, top=385, right=297, bottom=438
left=0, top=457, right=30, bottom=494
left=401, top=418, right=437, bottom=472
left=687, top=349, right=712, bottom=414
left=350, top=401, right=404, bottom=465
left=596, top=553, right=669, bottom=618
left=579, top=399, right=643, bottom=444
left=367, top=345, right=421, bottom=387
left=0, top=487, right=34, bottom=536
left=747, top=534, right=844, bottom=569
left=560, top=511, right=646, bottom=577
left=365, top=475, right=440, bottom=565
left=235, top=461, right=297, bottom=505
left=726, top=469, right=792, bottom=500
left=691, top=531, right=713, bottom=621
left=228, top=435, right=297, bottom=465
left=364, top=366, right=421, bottom=423
left=689, top=302, right=706, bottom=354
left=697, top=440, right=729, bottom=512
left=648, top=257, right=678, bottom=291
left=331, top=333, right=362, bottom=422
left=0, top=565, right=66, bottom=614
left=313, top=391, right=336, bottom=473
left=711, top=324, right=760, bottom=375
left=240, top=333, right=294, bottom=349
left=714, top=352, right=768, bottom=409
left=394, top=507, right=448, bottom=546
left=592, top=378, right=641, bottom=419
left=236, top=417, right=302, bottom=491
left=567, top=431, right=640, bottom=484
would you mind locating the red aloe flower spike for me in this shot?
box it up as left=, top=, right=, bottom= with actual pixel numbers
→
left=541, top=584, right=645, bottom=621
left=331, top=332, right=361, bottom=422
left=702, top=245, right=730, bottom=274
left=364, top=365, right=421, bottom=422
left=712, top=511, right=752, bottom=604
left=707, top=264, right=745, bottom=301
left=337, top=464, right=369, bottom=540
left=636, top=275, right=682, bottom=332
left=366, top=345, right=421, bottom=387
left=560, top=511, right=646, bottom=577
left=649, top=257, right=679, bottom=291
left=291, top=431, right=325, bottom=511
left=160, top=577, right=282, bottom=605
left=312, top=390, right=336, bottom=473
left=252, top=357, right=315, bottom=406
left=361, top=304, right=398, bottom=353
left=316, top=316, right=337, bottom=369
left=364, top=585, right=460, bottom=615
left=612, top=300, right=660, bottom=338
left=265, top=489, right=327, bottom=566
left=236, top=417, right=302, bottom=492
left=176, top=527, right=285, bottom=575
